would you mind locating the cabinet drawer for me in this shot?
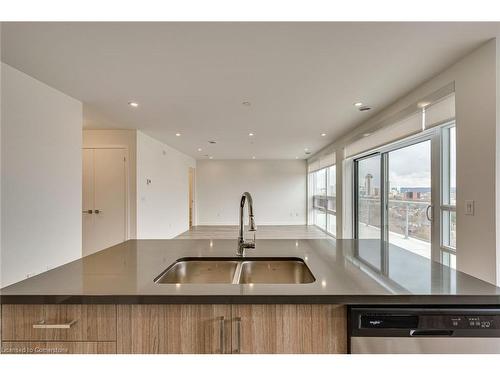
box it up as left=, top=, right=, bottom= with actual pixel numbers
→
left=1, top=341, right=116, bottom=354
left=1, top=305, right=116, bottom=342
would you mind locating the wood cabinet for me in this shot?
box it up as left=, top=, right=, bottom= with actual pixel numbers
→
left=117, top=304, right=160, bottom=354
left=158, top=305, right=232, bottom=354
left=2, top=303, right=346, bottom=354
left=232, top=304, right=346, bottom=354
left=116, top=304, right=232, bottom=354
left=1, top=304, right=116, bottom=354
left=115, top=304, right=346, bottom=354
left=1, top=304, right=116, bottom=342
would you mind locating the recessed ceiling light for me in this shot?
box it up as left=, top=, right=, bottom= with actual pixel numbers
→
left=175, top=133, right=181, bottom=137
left=295, top=156, right=299, bottom=159
left=418, top=101, right=431, bottom=108
left=252, top=156, right=256, bottom=159
left=242, top=101, right=251, bottom=106
left=363, top=132, right=371, bottom=137
left=197, top=148, right=202, bottom=152
left=304, top=148, right=309, bottom=152
left=209, top=156, right=213, bottom=159
left=354, top=102, right=363, bottom=107
left=321, top=133, right=326, bottom=137
left=248, top=133, right=254, bottom=137
left=128, top=101, right=139, bottom=107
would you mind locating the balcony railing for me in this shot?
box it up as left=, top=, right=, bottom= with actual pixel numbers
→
left=313, top=195, right=432, bottom=243
left=357, top=197, right=431, bottom=242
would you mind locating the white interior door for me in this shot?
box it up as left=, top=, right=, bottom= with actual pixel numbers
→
left=82, top=148, right=127, bottom=256
left=82, top=149, right=96, bottom=255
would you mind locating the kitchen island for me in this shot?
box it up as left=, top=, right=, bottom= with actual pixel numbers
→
left=1, top=239, right=500, bottom=354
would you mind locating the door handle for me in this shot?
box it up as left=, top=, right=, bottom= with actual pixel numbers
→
left=94, top=209, right=102, bottom=214
left=425, top=205, right=433, bottom=221
left=218, top=316, right=225, bottom=354
left=82, top=210, right=93, bottom=214
left=410, top=329, right=453, bottom=336
left=33, top=319, right=77, bottom=329
left=234, top=317, right=242, bottom=354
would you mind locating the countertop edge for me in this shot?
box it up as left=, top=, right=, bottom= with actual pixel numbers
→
left=2, top=294, right=500, bottom=305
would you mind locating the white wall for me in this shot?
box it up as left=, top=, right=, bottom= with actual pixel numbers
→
left=136, top=131, right=195, bottom=238
left=310, top=39, right=500, bottom=285
left=196, top=160, right=307, bottom=226
left=1, top=63, right=82, bottom=287
left=0, top=24, right=3, bottom=287
left=83, top=129, right=137, bottom=239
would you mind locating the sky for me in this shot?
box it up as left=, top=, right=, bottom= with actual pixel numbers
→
left=358, top=140, right=438, bottom=189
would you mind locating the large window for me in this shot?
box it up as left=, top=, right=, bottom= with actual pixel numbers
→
left=355, top=141, right=432, bottom=259
left=327, top=166, right=336, bottom=235
left=354, top=123, right=456, bottom=264
left=312, top=168, right=326, bottom=230
left=311, top=165, right=336, bottom=236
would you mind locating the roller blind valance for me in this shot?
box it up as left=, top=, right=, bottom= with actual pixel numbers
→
left=307, top=160, right=320, bottom=173
left=424, top=94, right=455, bottom=129
left=308, top=151, right=335, bottom=172
left=345, top=111, right=422, bottom=158
left=319, top=152, right=335, bottom=169
left=345, top=91, right=455, bottom=159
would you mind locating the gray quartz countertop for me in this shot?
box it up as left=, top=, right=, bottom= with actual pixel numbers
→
left=1, top=239, right=500, bottom=304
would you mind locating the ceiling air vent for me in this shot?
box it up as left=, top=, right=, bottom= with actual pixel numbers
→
left=359, top=106, right=372, bottom=112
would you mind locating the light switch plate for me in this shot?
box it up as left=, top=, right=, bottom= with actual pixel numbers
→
left=465, top=200, right=474, bottom=215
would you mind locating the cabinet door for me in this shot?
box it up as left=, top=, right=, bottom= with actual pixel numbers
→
left=159, top=305, right=231, bottom=354
left=1, top=304, right=116, bottom=342
left=117, top=305, right=160, bottom=354
left=231, top=304, right=346, bottom=354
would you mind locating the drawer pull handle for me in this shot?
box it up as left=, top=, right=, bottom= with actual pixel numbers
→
left=234, top=317, right=242, bottom=354
left=218, top=316, right=225, bottom=354
left=33, top=319, right=77, bottom=329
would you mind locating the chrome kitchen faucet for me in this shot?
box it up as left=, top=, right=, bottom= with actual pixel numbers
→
left=237, top=192, right=256, bottom=256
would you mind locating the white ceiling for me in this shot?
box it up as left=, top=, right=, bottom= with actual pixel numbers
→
left=2, top=22, right=499, bottom=159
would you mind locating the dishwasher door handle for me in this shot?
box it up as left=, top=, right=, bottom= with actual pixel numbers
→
left=410, top=329, right=453, bottom=336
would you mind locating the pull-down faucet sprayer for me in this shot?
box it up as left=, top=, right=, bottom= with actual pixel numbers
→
left=237, top=192, right=256, bottom=256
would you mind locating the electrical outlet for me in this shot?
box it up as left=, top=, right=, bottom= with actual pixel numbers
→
left=465, top=200, right=474, bottom=216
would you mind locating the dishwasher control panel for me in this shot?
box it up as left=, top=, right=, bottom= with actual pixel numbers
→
left=351, top=308, right=500, bottom=337
left=416, top=314, right=499, bottom=330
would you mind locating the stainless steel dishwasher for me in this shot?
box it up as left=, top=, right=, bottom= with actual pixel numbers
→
left=350, top=307, right=500, bottom=354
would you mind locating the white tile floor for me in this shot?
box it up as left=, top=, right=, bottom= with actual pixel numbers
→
left=176, top=225, right=330, bottom=239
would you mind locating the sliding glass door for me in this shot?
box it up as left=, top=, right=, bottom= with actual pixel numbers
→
left=354, top=132, right=440, bottom=261
left=387, top=140, right=432, bottom=259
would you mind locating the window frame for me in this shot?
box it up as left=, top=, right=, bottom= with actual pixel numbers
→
left=352, top=129, right=440, bottom=261
left=309, top=164, right=337, bottom=237
left=440, top=122, right=457, bottom=265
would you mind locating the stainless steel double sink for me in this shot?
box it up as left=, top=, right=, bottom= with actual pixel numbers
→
left=154, top=257, right=315, bottom=284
